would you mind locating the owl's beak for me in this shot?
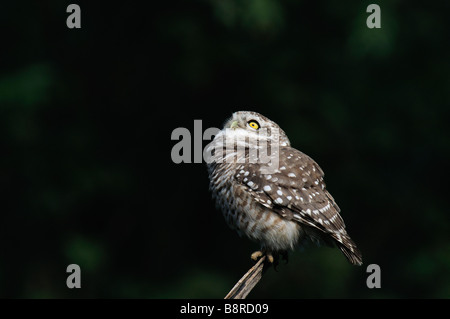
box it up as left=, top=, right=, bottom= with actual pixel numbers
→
left=230, top=120, right=239, bottom=130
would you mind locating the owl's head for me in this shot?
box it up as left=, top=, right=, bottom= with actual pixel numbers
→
left=222, top=111, right=291, bottom=147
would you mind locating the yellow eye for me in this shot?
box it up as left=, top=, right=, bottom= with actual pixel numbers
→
left=247, top=120, right=260, bottom=130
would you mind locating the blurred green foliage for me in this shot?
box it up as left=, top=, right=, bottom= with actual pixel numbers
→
left=0, top=0, right=449, bottom=298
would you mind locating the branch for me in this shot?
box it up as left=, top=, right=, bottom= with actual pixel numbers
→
left=224, top=256, right=269, bottom=299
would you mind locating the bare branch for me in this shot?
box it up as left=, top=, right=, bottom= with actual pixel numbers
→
left=224, top=256, right=269, bottom=299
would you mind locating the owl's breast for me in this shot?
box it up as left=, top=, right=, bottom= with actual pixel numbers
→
left=208, top=162, right=300, bottom=251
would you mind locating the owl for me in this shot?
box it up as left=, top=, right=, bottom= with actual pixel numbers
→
left=206, top=111, right=362, bottom=266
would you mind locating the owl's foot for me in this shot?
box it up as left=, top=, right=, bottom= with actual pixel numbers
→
left=251, top=250, right=274, bottom=263
left=251, top=250, right=264, bottom=261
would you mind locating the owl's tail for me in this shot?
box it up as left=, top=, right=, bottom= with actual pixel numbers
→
left=334, top=233, right=363, bottom=266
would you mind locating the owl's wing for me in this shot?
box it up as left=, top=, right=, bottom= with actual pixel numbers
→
left=234, top=147, right=362, bottom=265
left=234, top=147, right=344, bottom=232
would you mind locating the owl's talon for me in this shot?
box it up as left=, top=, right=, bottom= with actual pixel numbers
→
left=251, top=250, right=275, bottom=264
left=251, top=250, right=264, bottom=261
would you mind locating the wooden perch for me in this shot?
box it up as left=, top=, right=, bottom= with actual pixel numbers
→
left=224, top=256, right=269, bottom=299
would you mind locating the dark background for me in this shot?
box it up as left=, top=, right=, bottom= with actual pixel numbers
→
left=1, top=0, right=449, bottom=298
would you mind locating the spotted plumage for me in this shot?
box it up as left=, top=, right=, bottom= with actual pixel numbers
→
left=206, top=111, right=362, bottom=265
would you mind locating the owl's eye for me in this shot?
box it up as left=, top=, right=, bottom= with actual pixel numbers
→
left=247, top=120, right=260, bottom=130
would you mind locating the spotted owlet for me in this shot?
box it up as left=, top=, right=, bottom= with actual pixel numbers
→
left=206, top=111, right=362, bottom=265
